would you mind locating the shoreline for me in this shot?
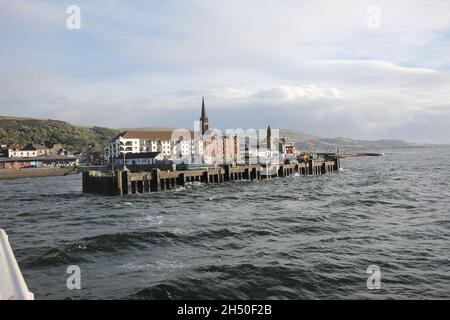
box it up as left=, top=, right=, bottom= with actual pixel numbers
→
left=0, top=167, right=78, bottom=180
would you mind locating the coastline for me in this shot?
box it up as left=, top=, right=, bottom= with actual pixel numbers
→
left=0, top=167, right=78, bottom=180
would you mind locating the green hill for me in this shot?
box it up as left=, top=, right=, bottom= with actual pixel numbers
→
left=1, top=116, right=442, bottom=154
left=0, top=117, right=120, bottom=152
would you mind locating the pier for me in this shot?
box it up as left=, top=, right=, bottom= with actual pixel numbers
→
left=81, top=99, right=343, bottom=196
left=82, top=157, right=340, bottom=196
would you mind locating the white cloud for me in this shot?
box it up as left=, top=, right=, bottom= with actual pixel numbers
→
left=253, top=85, right=341, bottom=101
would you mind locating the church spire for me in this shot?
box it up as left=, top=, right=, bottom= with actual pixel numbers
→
left=200, top=97, right=209, bottom=134
left=267, top=125, right=272, bottom=150
left=201, top=97, right=207, bottom=118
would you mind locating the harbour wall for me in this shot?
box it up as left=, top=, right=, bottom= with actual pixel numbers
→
left=82, top=158, right=340, bottom=196
left=0, top=167, right=77, bottom=180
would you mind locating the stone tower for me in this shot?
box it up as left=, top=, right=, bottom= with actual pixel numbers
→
left=267, top=125, right=272, bottom=151
left=200, top=97, right=209, bottom=135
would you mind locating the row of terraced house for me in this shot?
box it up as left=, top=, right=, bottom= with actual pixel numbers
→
left=0, top=142, right=79, bottom=170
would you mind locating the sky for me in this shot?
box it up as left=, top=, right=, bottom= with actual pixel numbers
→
left=1, top=0, right=450, bottom=143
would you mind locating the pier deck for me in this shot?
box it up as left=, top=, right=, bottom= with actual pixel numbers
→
left=82, top=157, right=340, bottom=196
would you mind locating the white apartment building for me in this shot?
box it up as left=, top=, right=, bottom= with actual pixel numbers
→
left=7, top=143, right=49, bottom=158
left=8, top=149, right=38, bottom=158
left=108, top=130, right=203, bottom=161
left=108, top=135, right=140, bottom=158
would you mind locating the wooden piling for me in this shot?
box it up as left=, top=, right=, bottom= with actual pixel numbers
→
left=224, top=165, right=231, bottom=182
left=82, top=172, right=89, bottom=193
left=151, top=169, right=161, bottom=192
left=122, top=170, right=130, bottom=195
left=202, top=171, right=209, bottom=183
left=177, top=172, right=186, bottom=186
left=308, top=159, right=314, bottom=175
left=137, top=180, right=144, bottom=193
left=334, top=157, right=340, bottom=171
left=278, top=165, right=284, bottom=177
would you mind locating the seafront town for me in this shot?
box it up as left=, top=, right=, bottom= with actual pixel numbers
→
left=80, top=99, right=340, bottom=196
left=105, top=98, right=302, bottom=170
left=0, top=98, right=308, bottom=177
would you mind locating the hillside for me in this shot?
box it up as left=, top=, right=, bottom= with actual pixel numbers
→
left=280, top=129, right=440, bottom=151
left=0, top=117, right=120, bottom=152
left=0, top=117, right=442, bottom=153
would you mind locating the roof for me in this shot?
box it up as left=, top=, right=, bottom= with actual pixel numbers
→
left=48, top=143, right=63, bottom=149
left=113, top=130, right=198, bottom=141
left=86, top=145, right=105, bottom=153
left=6, top=144, right=22, bottom=150
left=21, top=143, right=48, bottom=151
left=115, top=152, right=161, bottom=159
